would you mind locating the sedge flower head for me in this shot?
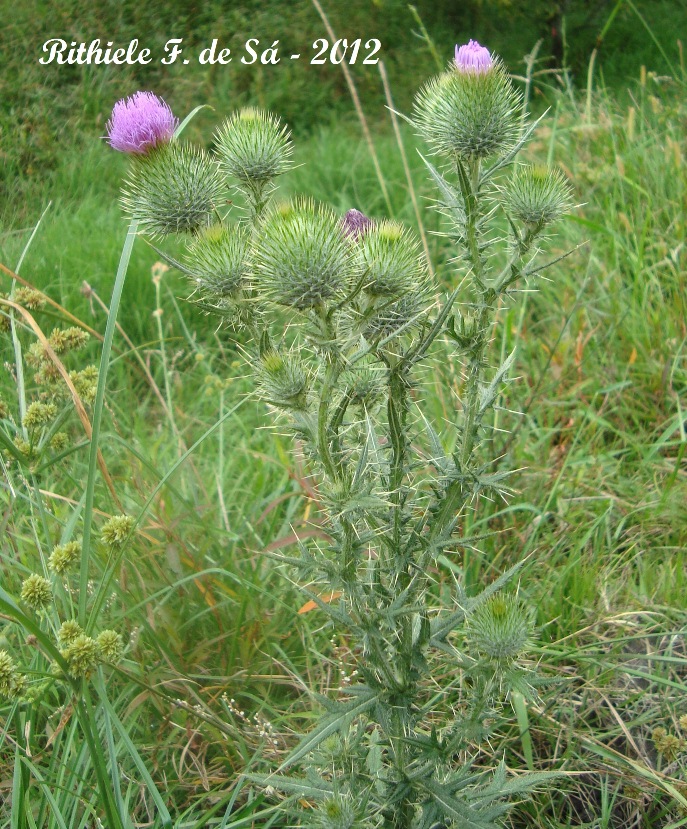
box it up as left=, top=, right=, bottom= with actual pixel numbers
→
left=455, top=40, right=493, bottom=73
left=97, top=629, right=124, bottom=664
left=49, top=540, right=81, bottom=575
left=0, top=650, right=18, bottom=697
left=101, top=514, right=135, bottom=547
left=57, top=620, right=84, bottom=648
left=63, top=634, right=99, bottom=678
left=21, top=574, right=53, bottom=611
left=106, top=91, right=178, bottom=154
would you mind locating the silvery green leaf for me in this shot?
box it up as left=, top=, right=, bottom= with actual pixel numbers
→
left=245, top=771, right=334, bottom=800
left=276, top=689, right=378, bottom=772
left=478, top=348, right=517, bottom=418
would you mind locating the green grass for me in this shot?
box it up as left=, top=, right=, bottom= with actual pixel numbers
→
left=1, top=55, right=687, bottom=829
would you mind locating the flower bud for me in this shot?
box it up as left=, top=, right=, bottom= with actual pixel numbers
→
left=215, top=108, right=292, bottom=186
left=257, top=348, right=310, bottom=411
left=184, top=223, right=250, bottom=297
left=340, top=361, right=385, bottom=411
left=356, top=220, right=427, bottom=298
left=341, top=208, right=373, bottom=240
left=414, top=50, right=521, bottom=161
left=363, top=292, right=429, bottom=342
left=319, top=797, right=356, bottom=829
left=121, top=143, right=225, bottom=237
left=252, top=199, right=355, bottom=310
left=467, top=594, right=533, bottom=663
left=503, top=166, right=573, bottom=227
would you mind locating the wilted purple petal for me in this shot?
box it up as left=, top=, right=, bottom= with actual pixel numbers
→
left=342, top=209, right=373, bottom=240
left=454, top=40, right=493, bottom=74
left=106, top=91, right=178, bottom=154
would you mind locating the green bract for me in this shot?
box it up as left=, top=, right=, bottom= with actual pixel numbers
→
left=414, top=62, right=521, bottom=160
left=252, top=199, right=355, bottom=310
left=121, top=142, right=225, bottom=237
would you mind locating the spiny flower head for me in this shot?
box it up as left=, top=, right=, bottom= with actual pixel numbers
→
left=215, top=108, right=292, bottom=185
left=455, top=39, right=493, bottom=73
left=355, top=291, right=429, bottom=343
left=504, top=165, right=573, bottom=227
left=467, top=594, right=533, bottom=663
left=21, top=574, right=53, bottom=611
left=319, top=797, right=356, bottom=829
left=121, top=142, right=225, bottom=237
left=97, top=629, right=124, bottom=664
left=101, top=514, right=134, bottom=547
left=49, top=540, right=81, bottom=575
left=50, top=432, right=69, bottom=452
left=356, top=220, right=427, bottom=298
left=252, top=198, right=356, bottom=310
left=257, top=347, right=310, bottom=411
left=62, top=327, right=90, bottom=351
left=414, top=50, right=521, bottom=161
left=341, top=209, right=373, bottom=240
left=106, top=91, right=178, bottom=154
left=57, top=619, right=84, bottom=648
left=652, top=727, right=684, bottom=761
left=340, top=361, right=385, bottom=411
left=185, top=223, right=250, bottom=298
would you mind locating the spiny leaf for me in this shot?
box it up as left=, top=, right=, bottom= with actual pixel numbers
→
left=276, top=689, right=378, bottom=772
left=478, top=348, right=517, bottom=419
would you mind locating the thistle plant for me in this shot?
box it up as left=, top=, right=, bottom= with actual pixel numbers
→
left=114, top=41, right=573, bottom=829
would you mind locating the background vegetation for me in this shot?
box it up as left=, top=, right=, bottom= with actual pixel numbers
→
left=1, top=0, right=686, bottom=826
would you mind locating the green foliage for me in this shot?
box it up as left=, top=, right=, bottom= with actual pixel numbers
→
left=1, top=32, right=686, bottom=827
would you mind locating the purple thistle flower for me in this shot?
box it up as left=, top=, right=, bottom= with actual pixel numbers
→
left=342, top=209, right=373, bottom=240
left=454, top=40, right=493, bottom=74
left=106, top=91, right=178, bottom=154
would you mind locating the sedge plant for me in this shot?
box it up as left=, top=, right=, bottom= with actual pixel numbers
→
left=113, top=41, right=571, bottom=828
